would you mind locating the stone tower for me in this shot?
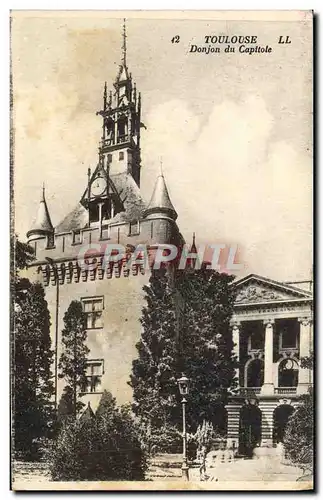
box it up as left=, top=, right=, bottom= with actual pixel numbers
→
left=26, top=21, right=183, bottom=409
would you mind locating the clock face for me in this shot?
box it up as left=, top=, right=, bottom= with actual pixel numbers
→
left=91, top=176, right=106, bottom=197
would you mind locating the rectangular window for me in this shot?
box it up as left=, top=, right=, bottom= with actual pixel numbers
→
left=129, top=220, right=140, bottom=236
left=107, top=153, right=112, bottom=163
left=250, top=332, right=264, bottom=350
left=119, top=151, right=124, bottom=161
left=281, top=329, right=297, bottom=349
left=82, top=297, right=104, bottom=329
left=81, top=359, right=104, bottom=394
left=72, top=230, right=81, bottom=245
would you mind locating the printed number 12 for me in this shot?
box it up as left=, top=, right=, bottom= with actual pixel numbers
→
left=171, top=35, right=180, bottom=44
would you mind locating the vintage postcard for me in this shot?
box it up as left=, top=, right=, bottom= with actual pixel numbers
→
left=11, top=10, right=313, bottom=491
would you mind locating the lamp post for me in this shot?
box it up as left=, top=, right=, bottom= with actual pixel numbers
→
left=46, top=257, right=59, bottom=410
left=177, top=374, right=190, bottom=481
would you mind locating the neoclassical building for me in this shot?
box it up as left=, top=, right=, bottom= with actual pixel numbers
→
left=25, top=23, right=313, bottom=452
left=227, top=274, right=313, bottom=450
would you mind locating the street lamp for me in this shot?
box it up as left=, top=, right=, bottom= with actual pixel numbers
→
left=177, top=374, right=190, bottom=480
left=46, top=257, right=59, bottom=410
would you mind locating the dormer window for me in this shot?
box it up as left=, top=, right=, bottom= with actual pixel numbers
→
left=89, top=202, right=100, bottom=224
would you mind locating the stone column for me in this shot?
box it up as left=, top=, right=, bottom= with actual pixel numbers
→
left=231, top=321, right=241, bottom=386
left=262, top=319, right=274, bottom=395
left=298, top=317, right=312, bottom=394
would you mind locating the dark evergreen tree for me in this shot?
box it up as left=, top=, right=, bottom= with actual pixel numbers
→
left=130, top=267, right=238, bottom=434
left=58, top=301, right=89, bottom=417
left=174, top=267, right=238, bottom=430
left=57, top=385, right=74, bottom=426
left=129, top=269, right=178, bottom=429
left=13, top=236, right=54, bottom=458
left=95, top=389, right=118, bottom=421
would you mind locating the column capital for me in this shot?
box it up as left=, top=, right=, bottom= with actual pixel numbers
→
left=263, top=319, right=274, bottom=328
left=231, top=320, right=241, bottom=330
left=298, top=317, right=312, bottom=326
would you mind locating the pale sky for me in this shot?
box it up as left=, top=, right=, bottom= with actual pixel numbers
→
left=12, top=11, right=313, bottom=282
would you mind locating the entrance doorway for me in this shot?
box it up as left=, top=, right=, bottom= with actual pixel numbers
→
left=239, top=404, right=262, bottom=457
left=273, top=404, right=294, bottom=444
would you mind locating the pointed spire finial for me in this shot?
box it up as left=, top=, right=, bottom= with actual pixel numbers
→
left=103, top=81, right=107, bottom=110
left=160, top=156, right=164, bottom=176
left=42, top=182, right=45, bottom=200
left=193, top=232, right=196, bottom=245
left=122, top=18, right=127, bottom=67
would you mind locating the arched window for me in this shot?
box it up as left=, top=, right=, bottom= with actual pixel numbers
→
left=106, top=118, right=114, bottom=142
left=246, top=359, right=264, bottom=387
left=278, top=359, right=299, bottom=387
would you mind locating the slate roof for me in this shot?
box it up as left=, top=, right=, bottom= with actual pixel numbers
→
left=27, top=188, right=54, bottom=236
left=144, top=174, right=178, bottom=220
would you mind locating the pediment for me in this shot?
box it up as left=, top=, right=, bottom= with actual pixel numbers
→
left=233, top=274, right=312, bottom=305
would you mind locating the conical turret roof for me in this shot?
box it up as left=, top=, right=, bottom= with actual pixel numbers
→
left=144, top=174, right=177, bottom=220
left=27, top=186, right=53, bottom=238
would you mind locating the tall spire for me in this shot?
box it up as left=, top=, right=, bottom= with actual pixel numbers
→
left=122, top=18, right=127, bottom=67
left=115, top=19, right=129, bottom=83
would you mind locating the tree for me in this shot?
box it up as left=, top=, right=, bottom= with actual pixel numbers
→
left=283, top=353, right=314, bottom=472
left=58, top=301, right=89, bottom=417
left=129, top=267, right=238, bottom=436
left=130, top=269, right=178, bottom=429
left=57, top=385, right=74, bottom=427
left=13, top=236, right=55, bottom=458
left=174, top=268, right=238, bottom=429
left=96, top=389, right=118, bottom=421
left=51, top=391, right=147, bottom=481
left=284, top=388, right=314, bottom=472
left=300, top=351, right=314, bottom=370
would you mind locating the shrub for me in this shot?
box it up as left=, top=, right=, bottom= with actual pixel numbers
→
left=284, top=389, right=314, bottom=471
left=148, top=425, right=182, bottom=454
left=50, top=391, right=147, bottom=481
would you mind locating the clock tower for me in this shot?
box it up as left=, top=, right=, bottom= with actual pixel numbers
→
left=81, top=20, right=144, bottom=228
left=96, top=20, right=143, bottom=187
